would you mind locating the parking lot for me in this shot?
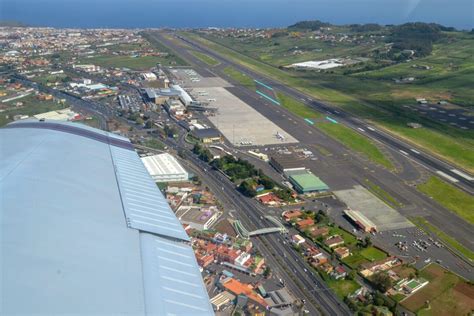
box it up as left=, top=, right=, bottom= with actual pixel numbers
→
left=328, top=203, right=473, bottom=280
left=406, top=103, right=473, bottom=130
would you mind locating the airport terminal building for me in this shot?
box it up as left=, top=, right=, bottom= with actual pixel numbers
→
left=0, top=120, right=213, bottom=315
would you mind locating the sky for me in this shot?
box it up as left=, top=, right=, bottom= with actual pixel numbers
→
left=1, top=0, right=473, bottom=30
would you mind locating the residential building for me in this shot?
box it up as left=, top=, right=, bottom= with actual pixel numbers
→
left=325, top=235, right=345, bottom=248
left=296, top=218, right=314, bottom=230
left=334, top=246, right=351, bottom=259
left=282, top=210, right=302, bottom=222
left=291, top=234, right=306, bottom=245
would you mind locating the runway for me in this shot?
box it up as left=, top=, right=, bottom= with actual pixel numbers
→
left=146, top=31, right=474, bottom=258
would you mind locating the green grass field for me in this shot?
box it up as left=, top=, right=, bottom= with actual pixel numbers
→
left=328, top=226, right=358, bottom=246
left=190, top=50, right=220, bottom=66
left=277, top=92, right=322, bottom=119
left=402, top=264, right=474, bottom=315
left=144, top=138, right=166, bottom=150
left=0, top=94, right=67, bottom=127
left=182, top=31, right=474, bottom=172
left=317, top=122, right=394, bottom=169
left=342, top=246, right=387, bottom=268
left=33, top=73, right=68, bottom=85
left=222, top=66, right=256, bottom=89
left=410, top=217, right=474, bottom=262
left=326, top=278, right=360, bottom=299
left=342, top=253, right=368, bottom=268
left=417, top=176, right=474, bottom=224
left=359, top=247, right=388, bottom=261
left=80, top=55, right=164, bottom=70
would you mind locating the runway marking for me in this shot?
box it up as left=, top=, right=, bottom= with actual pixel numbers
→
left=325, top=116, right=338, bottom=124
left=304, top=118, right=315, bottom=125
left=255, top=90, right=280, bottom=105
left=254, top=79, right=273, bottom=91
left=367, top=127, right=375, bottom=131
left=357, top=127, right=365, bottom=132
left=436, top=171, right=459, bottom=182
left=399, top=150, right=409, bottom=156
left=450, top=169, right=474, bottom=181
left=410, top=149, right=420, bottom=154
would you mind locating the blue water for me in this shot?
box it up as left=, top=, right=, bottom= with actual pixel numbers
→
left=1, top=0, right=473, bottom=30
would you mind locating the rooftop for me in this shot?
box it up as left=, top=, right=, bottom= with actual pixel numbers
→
left=289, top=170, right=329, bottom=192
left=0, top=120, right=212, bottom=315
left=141, top=153, right=188, bottom=177
left=192, top=127, right=221, bottom=139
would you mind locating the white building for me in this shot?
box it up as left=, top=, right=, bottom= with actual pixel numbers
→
left=291, top=234, right=305, bottom=245
left=142, top=72, right=157, bottom=81
left=175, top=205, right=220, bottom=231
left=234, top=252, right=251, bottom=267
left=141, top=153, right=188, bottom=183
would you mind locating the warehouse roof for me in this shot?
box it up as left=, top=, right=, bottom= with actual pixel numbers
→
left=192, top=127, right=221, bottom=139
left=141, top=153, right=188, bottom=177
left=289, top=170, right=329, bottom=192
left=0, top=120, right=213, bottom=315
left=270, top=152, right=305, bottom=170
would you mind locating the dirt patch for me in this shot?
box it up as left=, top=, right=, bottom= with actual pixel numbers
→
left=454, top=282, right=474, bottom=300
left=423, top=263, right=445, bottom=278
left=214, top=218, right=237, bottom=237
left=391, top=89, right=454, bottom=102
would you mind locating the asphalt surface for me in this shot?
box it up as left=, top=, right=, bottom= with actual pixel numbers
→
left=148, top=31, right=474, bottom=257
left=172, top=33, right=474, bottom=195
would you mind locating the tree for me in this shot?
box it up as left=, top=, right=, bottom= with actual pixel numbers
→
left=135, top=117, right=144, bottom=125
left=263, top=266, right=271, bottom=277
left=364, top=236, right=372, bottom=248
left=144, top=120, right=153, bottom=129
left=238, top=180, right=257, bottom=197
left=372, top=272, right=393, bottom=293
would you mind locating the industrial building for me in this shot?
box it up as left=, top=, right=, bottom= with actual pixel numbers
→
left=287, top=170, right=329, bottom=193
left=141, top=153, right=189, bottom=183
left=191, top=128, right=222, bottom=143
left=175, top=205, right=221, bottom=230
left=343, top=209, right=377, bottom=232
left=0, top=120, right=213, bottom=315
left=270, top=153, right=306, bottom=174
left=33, top=108, right=79, bottom=121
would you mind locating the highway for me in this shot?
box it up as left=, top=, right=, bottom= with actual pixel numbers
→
left=173, top=33, right=474, bottom=194
left=163, top=135, right=351, bottom=316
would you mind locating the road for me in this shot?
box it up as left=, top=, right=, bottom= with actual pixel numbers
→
left=163, top=136, right=351, bottom=316
left=12, top=74, right=111, bottom=130
left=173, top=33, right=474, bottom=194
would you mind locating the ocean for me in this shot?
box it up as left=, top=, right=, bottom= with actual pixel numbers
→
left=1, top=0, right=473, bottom=30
